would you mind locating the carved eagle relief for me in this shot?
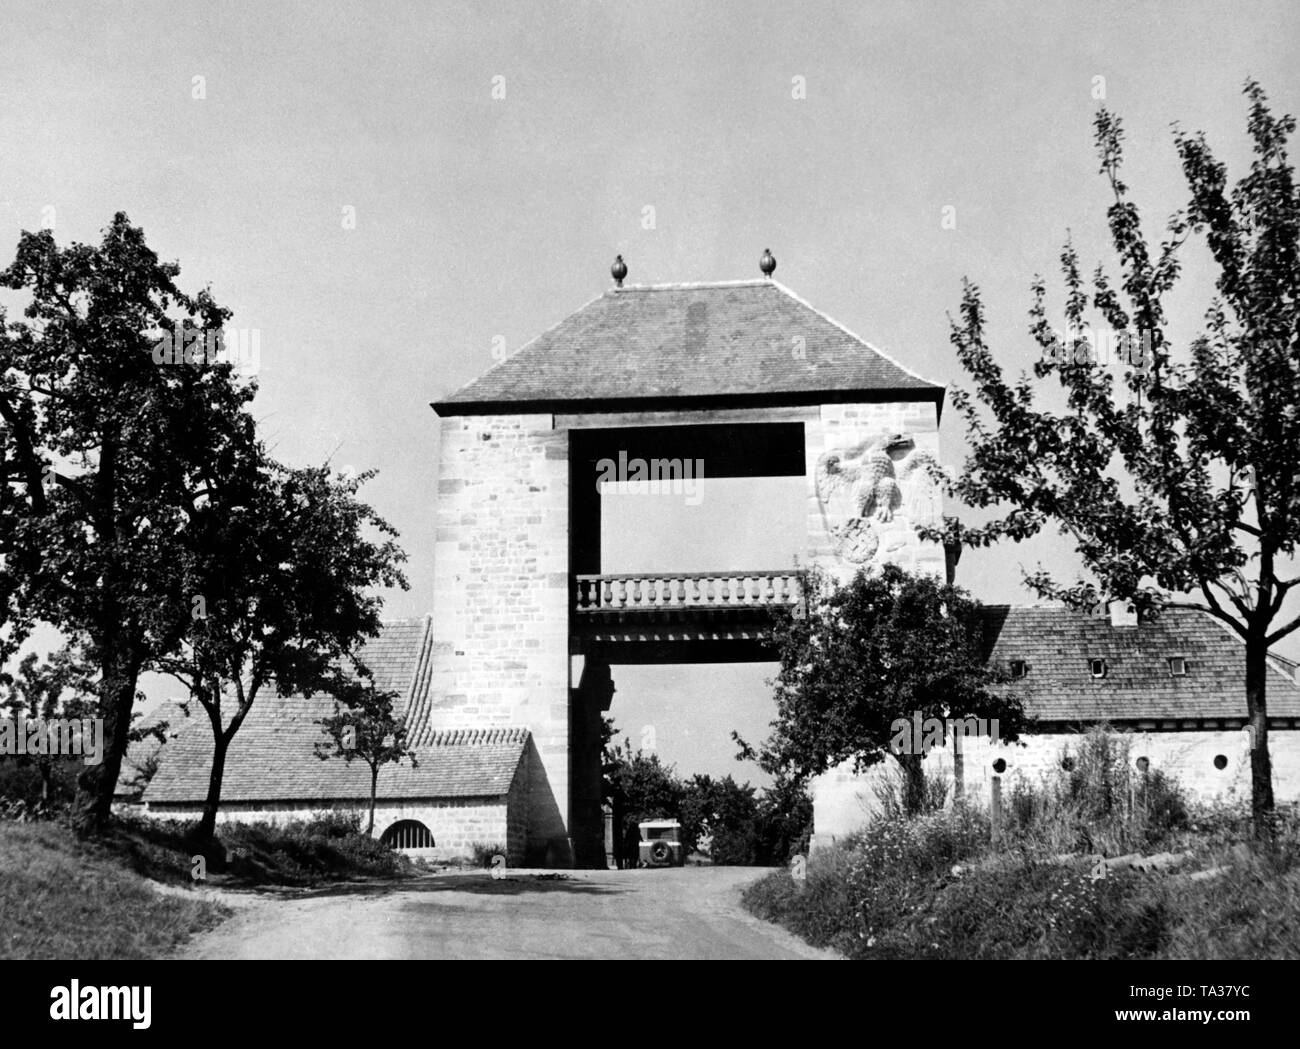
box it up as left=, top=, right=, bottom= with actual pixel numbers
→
left=815, top=432, right=943, bottom=564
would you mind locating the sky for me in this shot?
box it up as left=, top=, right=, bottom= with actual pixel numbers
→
left=2, top=1, right=1298, bottom=784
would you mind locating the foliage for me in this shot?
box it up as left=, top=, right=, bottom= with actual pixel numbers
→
left=870, top=762, right=950, bottom=821
left=604, top=736, right=684, bottom=863
left=755, top=774, right=814, bottom=863
left=603, top=724, right=814, bottom=866
left=214, top=817, right=410, bottom=883
left=1003, top=727, right=1190, bottom=854
left=469, top=841, right=508, bottom=867
left=161, top=456, right=408, bottom=843
left=0, top=213, right=261, bottom=831
left=315, top=668, right=417, bottom=836
left=744, top=799, right=1300, bottom=959
left=299, top=810, right=363, bottom=839
left=0, top=820, right=230, bottom=959
left=745, top=563, right=1026, bottom=815
left=680, top=774, right=761, bottom=864
left=0, top=644, right=97, bottom=807
left=925, top=81, right=1300, bottom=835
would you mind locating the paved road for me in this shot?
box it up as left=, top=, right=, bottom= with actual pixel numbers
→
left=180, top=866, right=836, bottom=960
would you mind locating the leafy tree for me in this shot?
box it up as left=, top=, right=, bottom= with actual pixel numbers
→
left=745, top=564, right=1026, bottom=816
left=926, top=81, right=1300, bottom=836
left=754, top=774, right=814, bottom=863
left=680, top=773, right=760, bottom=865
left=0, top=643, right=96, bottom=804
left=155, top=459, right=407, bottom=843
left=603, top=734, right=683, bottom=866
left=0, top=213, right=257, bottom=831
left=314, top=668, right=417, bottom=836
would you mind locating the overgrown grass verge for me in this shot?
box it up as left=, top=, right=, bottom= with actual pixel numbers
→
left=127, top=810, right=416, bottom=886
left=0, top=821, right=229, bottom=959
left=744, top=729, right=1300, bottom=959
left=745, top=824, right=1300, bottom=959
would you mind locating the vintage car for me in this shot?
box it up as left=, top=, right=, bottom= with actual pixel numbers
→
left=637, top=819, right=685, bottom=867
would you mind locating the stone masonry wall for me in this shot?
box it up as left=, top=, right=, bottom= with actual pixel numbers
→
left=430, top=413, right=571, bottom=862
left=144, top=797, right=515, bottom=863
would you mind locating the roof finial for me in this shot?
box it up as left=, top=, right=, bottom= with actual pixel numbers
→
left=759, top=248, right=776, bottom=278
left=611, top=254, right=628, bottom=288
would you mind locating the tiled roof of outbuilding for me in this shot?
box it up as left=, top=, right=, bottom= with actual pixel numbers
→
left=142, top=618, right=529, bottom=805
left=983, top=605, right=1300, bottom=722
left=432, top=280, right=944, bottom=414
left=115, top=699, right=192, bottom=799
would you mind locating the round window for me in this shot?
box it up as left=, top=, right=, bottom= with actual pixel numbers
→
left=1213, top=754, right=1228, bottom=770
left=992, top=758, right=1007, bottom=774
left=1135, top=757, right=1150, bottom=773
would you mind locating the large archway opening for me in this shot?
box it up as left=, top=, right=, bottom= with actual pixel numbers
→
left=567, top=420, right=807, bottom=866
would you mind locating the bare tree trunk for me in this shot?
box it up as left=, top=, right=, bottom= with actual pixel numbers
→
left=1246, top=630, right=1275, bottom=841
left=197, top=731, right=229, bottom=845
left=368, top=766, right=378, bottom=836
left=74, top=641, right=137, bottom=834
left=896, top=753, right=926, bottom=817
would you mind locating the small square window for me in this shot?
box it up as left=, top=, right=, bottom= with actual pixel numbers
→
left=1090, top=658, right=1108, bottom=679
left=1009, top=659, right=1027, bottom=679
left=1168, top=656, right=1187, bottom=677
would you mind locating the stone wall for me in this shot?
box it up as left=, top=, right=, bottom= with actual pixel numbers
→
left=145, top=796, right=519, bottom=864
left=430, top=412, right=571, bottom=863
left=810, top=726, right=1300, bottom=846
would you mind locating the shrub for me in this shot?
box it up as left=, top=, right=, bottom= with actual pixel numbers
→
left=1004, top=727, right=1189, bottom=854
left=299, top=811, right=364, bottom=839
left=469, top=841, right=507, bottom=868
left=743, top=789, right=1300, bottom=959
left=870, top=762, right=949, bottom=822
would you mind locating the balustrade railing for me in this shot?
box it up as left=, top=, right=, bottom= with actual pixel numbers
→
left=574, top=571, right=804, bottom=612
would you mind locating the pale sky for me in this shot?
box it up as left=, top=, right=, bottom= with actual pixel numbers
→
left=2, top=1, right=1297, bottom=782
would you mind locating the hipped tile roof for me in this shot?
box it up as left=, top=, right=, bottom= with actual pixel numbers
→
left=983, top=605, right=1300, bottom=722
left=432, top=280, right=943, bottom=413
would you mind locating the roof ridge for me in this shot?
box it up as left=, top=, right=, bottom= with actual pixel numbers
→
left=425, top=725, right=529, bottom=746
left=612, top=279, right=772, bottom=291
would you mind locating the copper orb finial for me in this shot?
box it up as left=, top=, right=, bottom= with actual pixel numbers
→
left=759, top=248, right=776, bottom=278
left=611, top=254, right=628, bottom=287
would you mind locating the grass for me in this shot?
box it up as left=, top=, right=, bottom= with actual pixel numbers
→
left=0, top=809, right=418, bottom=958
left=0, top=821, right=229, bottom=959
left=745, top=826, right=1300, bottom=959
left=743, top=728, right=1300, bottom=959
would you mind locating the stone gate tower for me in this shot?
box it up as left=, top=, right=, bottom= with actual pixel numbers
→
left=429, top=261, right=949, bottom=867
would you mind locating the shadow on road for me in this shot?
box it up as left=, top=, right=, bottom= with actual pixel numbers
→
left=218, top=870, right=629, bottom=902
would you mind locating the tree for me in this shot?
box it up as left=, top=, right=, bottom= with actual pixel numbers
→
left=754, top=774, right=813, bottom=863
left=603, top=734, right=684, bottom=867
left=0, top=213, right=258, bottom=831
left=0, top=644, right=96, bottom=804
left=926, top=81, right=1300, bottom=837
left=156, top=459, right=407, bottom=844
left=745, top=564, right=1026, bottom=816
left=680, top=773, right=760, bottom=865
left=314, top=668, right=417, bottom=836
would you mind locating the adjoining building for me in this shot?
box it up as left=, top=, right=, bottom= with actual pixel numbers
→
left=143, top=617, right=537, bottom=865
left=809, top=602, right=1300, bottom=846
